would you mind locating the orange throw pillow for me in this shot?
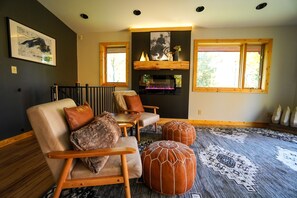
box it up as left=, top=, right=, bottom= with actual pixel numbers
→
left=123, top=95, right=144, bottom=112
left=64, top=102, right=94, bottom=131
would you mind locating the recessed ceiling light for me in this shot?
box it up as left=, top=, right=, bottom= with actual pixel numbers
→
left=256, top=2, right=267, bottom=10
left=196, top=6, right=205, bottom=13
left=80, top=13, right=89, bottom=19
left=133, top=10, right=141, bottom=16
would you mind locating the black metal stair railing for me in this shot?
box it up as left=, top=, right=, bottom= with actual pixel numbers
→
left=51, top=83, right=115, bottom=116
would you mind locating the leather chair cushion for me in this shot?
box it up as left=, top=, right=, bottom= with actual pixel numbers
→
left=141, top=141, right=196, bottom=195
left=162, top=121, right=196, bottom=146
left=123, top=95, right=145, bottom=112
left=70, top=112, right=121, bottom=173
left=64, top=102, right=94, bottom=131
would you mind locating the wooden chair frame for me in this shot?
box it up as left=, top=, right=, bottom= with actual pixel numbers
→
left=113, top=90, right=160, bottom=141
left=140, top=105, right=159, bottom=133
left=122, top=105, right=159, bottom=142
left=48, top=146, right=135, bottom=198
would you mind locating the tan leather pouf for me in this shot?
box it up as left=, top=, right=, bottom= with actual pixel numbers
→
left=162, top=121, right=196, bottom=146
left=141, top=141, right=196, bottom=195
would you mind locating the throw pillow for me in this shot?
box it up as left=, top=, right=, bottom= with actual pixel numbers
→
left=290, top=107, right=297, bottom=127
left=70, top=112, right=121, bottom=173
left=64, top=102, right=94, bottom=131
left=271, top=105, right=282, bottom=124
left=280, top=106, right=290, bottom=126
left=123, top=95, right=145, bottom=112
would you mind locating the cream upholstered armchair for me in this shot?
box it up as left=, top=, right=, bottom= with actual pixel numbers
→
left=113, top=90, right=160, bottom=141
left=26, top=99, right=142, bottom=198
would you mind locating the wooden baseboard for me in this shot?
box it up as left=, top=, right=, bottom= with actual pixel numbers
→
left=158, top=118, right=268, bottom=128
left=0, top=131, right=34, bottom=149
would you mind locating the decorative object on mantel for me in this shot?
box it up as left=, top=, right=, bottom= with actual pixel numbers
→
left=140, top=51, right=146, bottom=61
left=173, top=45, right=181, bottom=61
left=150, top=32, right=170, bottom=61
left=145, top=53, right=150, bottom=61
left=167, top=52, right=173, bottom=61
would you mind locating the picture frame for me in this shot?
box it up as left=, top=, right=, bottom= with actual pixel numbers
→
left=8, top=18, right=56, bottom=66
left=150, top=32, right=170, bottom=61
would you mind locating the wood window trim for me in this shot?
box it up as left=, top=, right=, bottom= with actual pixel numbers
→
left=99, top=42, right=130, bottom=87
left=192, top=39, right=273, bottom=93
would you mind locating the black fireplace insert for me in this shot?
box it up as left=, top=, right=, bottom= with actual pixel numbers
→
left=139, top=74, right=182, bottom=95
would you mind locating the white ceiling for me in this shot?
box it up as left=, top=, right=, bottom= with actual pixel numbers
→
left=37, top=0, right=297, bottom=34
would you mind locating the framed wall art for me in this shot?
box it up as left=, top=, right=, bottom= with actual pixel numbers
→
left=8, top=18, right=56, bottom=66
left=150, top=32, right=170, bottom=61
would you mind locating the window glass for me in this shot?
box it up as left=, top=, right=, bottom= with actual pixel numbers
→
left=99, top=42, right=129, bottom=87
left=106, top=47, right=126, bottom=83
left=244, top=45, right=263, bottom=89
left=193, top=39, right=272, bottom=93
left=197, top=45, right=240, bottom=88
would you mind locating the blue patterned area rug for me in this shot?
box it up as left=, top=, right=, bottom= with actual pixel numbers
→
left=43, top=127, right=297, bottom=198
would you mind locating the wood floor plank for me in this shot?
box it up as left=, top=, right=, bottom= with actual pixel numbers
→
left=0, top=136, right=54, bottom=198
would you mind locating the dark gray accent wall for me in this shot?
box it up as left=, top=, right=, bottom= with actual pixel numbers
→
left=0, top=0, right=77, bottom=140
left=132, top=31, right=191, bottom=118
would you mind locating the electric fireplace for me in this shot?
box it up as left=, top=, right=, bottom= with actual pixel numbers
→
left=139, top=74, right=182, bottom=95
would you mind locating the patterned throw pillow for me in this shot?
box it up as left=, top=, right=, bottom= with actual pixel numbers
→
left=123, top=95, right=145, bottom=112
left=70, top=112, right=121, bottom=173
left=64, top=102, right=94, bottom=131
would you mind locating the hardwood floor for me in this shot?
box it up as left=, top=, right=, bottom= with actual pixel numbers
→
left=0, top=121, right=273, bottom=198
left=0, top=136, right=54, bottom=198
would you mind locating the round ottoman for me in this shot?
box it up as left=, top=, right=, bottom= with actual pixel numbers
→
left=141, top=140, right=196, bottom=195
left=162, top=121, right=196, bottom=146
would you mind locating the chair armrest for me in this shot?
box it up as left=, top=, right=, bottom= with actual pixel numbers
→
left=143, top=105, right=159, bottom=114
left=122, top=109, right=141, bottom=114
left=143, top=105, right=159, bottom=109
left=47, top=147, right=136, bottom=159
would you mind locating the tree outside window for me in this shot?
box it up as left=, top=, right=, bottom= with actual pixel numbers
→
left=193, top=39, right=272, bottom=93
left=99, top=42, right=129, bottom=87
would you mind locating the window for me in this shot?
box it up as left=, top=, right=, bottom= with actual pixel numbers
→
left=99, top=42, right=129, bottom=87
left=193, top=39, right=272, bottom=93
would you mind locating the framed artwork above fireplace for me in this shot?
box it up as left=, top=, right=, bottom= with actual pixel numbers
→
left=150, top=32, right=170, bottom=61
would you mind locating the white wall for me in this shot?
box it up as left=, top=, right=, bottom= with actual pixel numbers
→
left=77, top=26, right=297, bottom=122
left=77, top=31, right=130, bottom=86
left=189, top=26, right=297, bottom=122
left=295, top=62, right=297, bottom=107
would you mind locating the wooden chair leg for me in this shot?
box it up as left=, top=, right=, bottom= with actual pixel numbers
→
left=136, top=123, right=140, bottom=142
left=119, top=123, right=133, bottom=137
left=123, top=127, right=128, bottom=137
left=54, top=158, right=73, bottom=198
left=121, top=154, right=131, bottom=198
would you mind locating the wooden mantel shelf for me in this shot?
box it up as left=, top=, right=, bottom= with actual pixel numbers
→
left=134, top=61, right=189, bottom=70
